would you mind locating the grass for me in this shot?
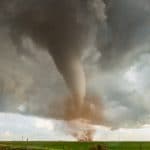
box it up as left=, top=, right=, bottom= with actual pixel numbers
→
left=0, top=141, right=150, bottom=150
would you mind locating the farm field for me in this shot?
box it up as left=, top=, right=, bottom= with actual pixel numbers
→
left=0, top=141, right=150, bottom=150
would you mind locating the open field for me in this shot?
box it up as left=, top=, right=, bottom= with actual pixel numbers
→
left=0, top=142, right=150, bottom=150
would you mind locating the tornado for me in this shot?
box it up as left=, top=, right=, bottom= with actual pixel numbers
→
left=45, top=0, right=106, bottom=111
left=0, top=0, right=106, bottom=119
left=52, top=54, right=86, bottom=106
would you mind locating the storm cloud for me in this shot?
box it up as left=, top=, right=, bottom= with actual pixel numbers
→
left=0, top=0, right=150, bottom=129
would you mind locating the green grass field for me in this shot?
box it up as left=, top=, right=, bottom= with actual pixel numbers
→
left=0, top=141, right=150, bottom=150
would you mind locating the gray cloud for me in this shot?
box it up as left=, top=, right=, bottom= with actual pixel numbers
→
left=0, top=0, right=150, bottom=129
left=98, top=0, right=150, bottom=70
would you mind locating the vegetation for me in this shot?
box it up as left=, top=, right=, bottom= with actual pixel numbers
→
left=0, top=141, right=150, bottom=150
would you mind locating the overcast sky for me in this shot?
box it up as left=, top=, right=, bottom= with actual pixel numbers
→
left=0, top=0, right=150, bottom=140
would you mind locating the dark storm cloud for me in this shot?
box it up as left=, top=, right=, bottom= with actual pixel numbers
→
left=1, top=0, right=106, bottom=111
left=0, top=0, right=150, bottom=128
left=0, top=0, right=106, bottom=119
left=98, top=0, right=150, bottom=69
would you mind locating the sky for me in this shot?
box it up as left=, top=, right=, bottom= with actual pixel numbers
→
left=1, top=113, right=150, bottom=141
left=0, top=41, right=149, bottom=140
left=0, top=0, right=150, bottom=141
